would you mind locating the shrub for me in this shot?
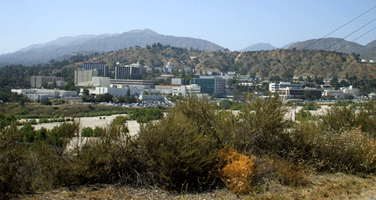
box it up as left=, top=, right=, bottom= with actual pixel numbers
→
left=93, top=126, right=105, bottom=137
left=112, top=116, right=128, bottom=126
left=39, top=118, right=50, bottom=123
left=81, top=127, right=94, bottom=137
left=303, top=102, right=319, bottom=110
left=219, top=148, right=255, bottom=194
left=320, top=101, right=376, bottom=136
left=136, top=97, right=229, bottom=191
left=292, top=120, right=376, bottom=173
left=235, top=94, right=293, bottom=154
left=0, top=119, right=80, bottom=198
left=17, top=108, right=29, bottom=115
left=41, top=100, right=52, bottom=105
left=131, top=107, right=163, bottom=123
left=296, top=109, right=312, bottom=121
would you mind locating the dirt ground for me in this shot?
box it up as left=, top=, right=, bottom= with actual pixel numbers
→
left=12, top=173, right=376, bottom=200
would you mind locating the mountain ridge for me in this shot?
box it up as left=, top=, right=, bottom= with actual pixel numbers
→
left=0, top=29, right=224, bottom=65
left=240, top=43, right=276, bottom=51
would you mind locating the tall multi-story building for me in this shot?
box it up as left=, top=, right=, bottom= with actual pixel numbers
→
left=115, top=62, right=146, bottom=79
left=190, top=76, right=226, bottom=97
left=74, top=68, right=98, bottom=86
left=30, top=76, right=65, bottom=88
left=81, top=63, right=109, bottom=77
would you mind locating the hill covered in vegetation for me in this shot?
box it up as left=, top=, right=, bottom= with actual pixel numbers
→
left=76, top=46, right=376, bottom=79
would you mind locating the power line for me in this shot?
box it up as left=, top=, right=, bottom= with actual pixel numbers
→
left=323, top=17, right=376, bottom=51
left=303, top=5, right=376, bottom=50
left=335, top=26, right=376, bottom=52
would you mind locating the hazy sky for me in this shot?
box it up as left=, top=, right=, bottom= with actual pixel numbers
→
left=1, top=0, right=375, bottom=54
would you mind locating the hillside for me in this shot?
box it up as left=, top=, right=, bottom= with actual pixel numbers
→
left=366, top=40, right=376, bottom=49
left=0, top=29, right=224, bottom=66
left=289, top=38, right=367, bottom=55
left=74, top=46, right=376, bottom=79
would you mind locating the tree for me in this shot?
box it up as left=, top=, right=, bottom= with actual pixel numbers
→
left=82, top=95, right=95, bottom=102
left=269, top=76, right=281, bottom=83
left=314, top=77, right=324, bottom=85
left=330, top=77, right=339, bottom=90
left=301, top=90, right=315, bottom=100
left=340, top=80, right=350, bottom=87
left=95, top=93, right=113, bottom=103
left=220, top=100, right=234, bottom=110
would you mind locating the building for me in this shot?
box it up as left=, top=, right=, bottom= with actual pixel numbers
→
left=11, top=89, right=78, bottom=101
left=190, top=76, right=226, bottom=97
left=115, top=62, right=146, bottom=79
left=92, top=77, right=110, bottom=87
left=269, top=82, right=302, bottom=93
left=164, top=62, right=173, bottom=73
left=74, top=68, right=98, bottom=87
left=154, top=84, right=202, bottom=97
left=81, top=63, right=109, bottom=77
left=281, top=88, right=322, bottom=99
left=323, top=86, right=360, bottom=98
left=171, top=78, right=185, bottom=85
left=31, top=76, right=65, bottom=88
left=110, top=79, right=155, bottom=89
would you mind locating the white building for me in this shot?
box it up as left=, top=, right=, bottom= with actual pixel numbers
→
left=11, top=89, right=78, bottom=101
left=92, top=77, right=110, bottom=87
left=75, top=68, right=98, bottom=87
left=94, top=86, right=147, bottom=97
left=164, top=62, right=173, bottom=73
left=323, top=86, right=360, bottom=98
left=269, top=82, right=302, bottom=93
left=171, top=78, right=185, bottom=85
left=154, top=84, right=201, bottom=97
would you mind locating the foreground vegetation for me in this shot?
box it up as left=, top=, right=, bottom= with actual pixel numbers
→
left=1, top=96, right=376, bottom=199
left=0, top=102, right=136, bottom=119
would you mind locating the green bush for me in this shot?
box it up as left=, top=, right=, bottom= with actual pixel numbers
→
left=0, top=119, right=80, bottom=198
left=235, top=94, right=293, bottom=154
left=131, top=107, right=163, bottom=123
left=112, top=116, right=128, bottom=125
left=320, top=101, right=376, bottom=136
left=17, top=108, right=29, bottom=115
left=93, top=126, right=105, bottom=137
left=303, top=102, right=319, bottom=110
left=81, top=127, right=94, bottom=137
left=39, top=118, right=50, bottom=123
left=292, top=121, right=376, bottom=173
left=136, top=97, right=229, bottom=191
left=296, top=109, right=312, bottom=121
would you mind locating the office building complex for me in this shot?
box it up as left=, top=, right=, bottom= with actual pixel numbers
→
left=190, top=76, right=226, bottom=97
left=81, top=63, right=109, bottom=77
left=31, top=76, right=65, bottom=88
left=115, top=62, right=146, bottom=79
left=74, top=68, right=98, bottom=87
left=269, top=82, right=302, bottom=93
left=110, top=79, right=155, bottom=89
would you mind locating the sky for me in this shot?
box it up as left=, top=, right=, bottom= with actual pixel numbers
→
left=1, top=0, right=375, bottom=54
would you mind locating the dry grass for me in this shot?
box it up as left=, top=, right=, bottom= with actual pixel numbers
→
left=13, top=174, right=376, bottom=200
left=219, top=148, right=255, bottom=194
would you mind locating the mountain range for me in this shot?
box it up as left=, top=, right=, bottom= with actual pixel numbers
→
left=0, top=29, right=375, bottom=66
left=239, top=43, right=276, bottom=51
left=0, top=29, right=224, bottom=65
